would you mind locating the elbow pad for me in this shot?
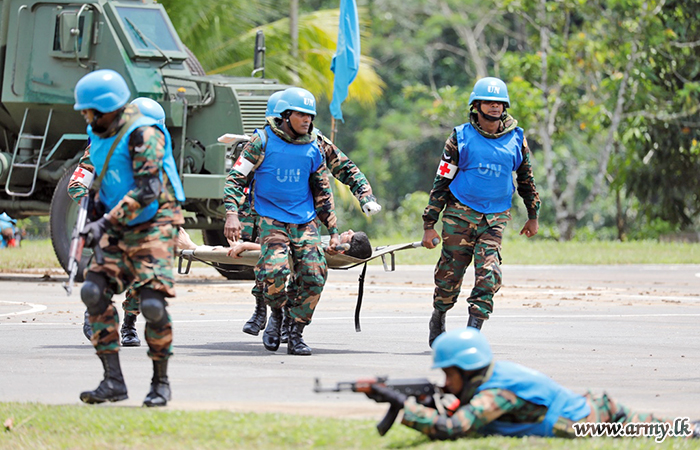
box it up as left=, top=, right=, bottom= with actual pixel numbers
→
left=136, top=176, right=162, bottom=206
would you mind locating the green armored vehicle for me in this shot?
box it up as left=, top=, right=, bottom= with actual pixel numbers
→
left=0, top=0, right=283, bottom=278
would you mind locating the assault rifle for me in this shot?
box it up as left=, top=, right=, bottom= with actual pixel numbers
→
left=63, top=196, right=89, bottom=296
left=314, top=377, right=437, bottom=436
left=63, top=195, right=104, bottom=295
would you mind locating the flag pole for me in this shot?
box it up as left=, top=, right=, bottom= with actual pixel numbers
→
left=330, top=117, right=337, bottom=142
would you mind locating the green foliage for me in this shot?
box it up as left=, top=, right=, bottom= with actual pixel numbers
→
left=160, top=0, right=700, bottom=241
left=160, top=1, right=384, bottom=107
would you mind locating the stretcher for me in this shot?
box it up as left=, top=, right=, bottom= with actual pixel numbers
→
left=177, top=241, right=429, bottom=332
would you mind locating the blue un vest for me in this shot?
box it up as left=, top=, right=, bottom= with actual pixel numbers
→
left=475, top=361, right=590, bottom=437
left=87, top=116, right=185, bottom=226
left=252, top=126, right=323, bottom=224
left=449, top=123, right=524, bottom=214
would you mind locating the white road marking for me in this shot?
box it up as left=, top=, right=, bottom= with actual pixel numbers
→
left=0, top=300, right=47, bottom=316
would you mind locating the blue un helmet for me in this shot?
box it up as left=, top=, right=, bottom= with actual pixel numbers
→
left=432, top=328, right=493, bottom=371
left=74, top=69, right=130, bottom=113
left=265, top=91, right=284, bottom=119
left=468, top=77, right=510, bottom=108
left=131, top=97, right=166, bottom=125
left=273, top=87, right=317, bottom=117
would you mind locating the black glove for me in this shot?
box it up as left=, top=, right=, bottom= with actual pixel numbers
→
left=366, top=384, right=407, bottom=409
left=81, top=214, right=110, bottom=248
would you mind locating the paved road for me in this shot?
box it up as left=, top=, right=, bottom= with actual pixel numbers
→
left=1, top=264, right=699, bottom=420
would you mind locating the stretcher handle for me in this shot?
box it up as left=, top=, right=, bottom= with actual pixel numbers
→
left=410, top=237, right=440, bottom=248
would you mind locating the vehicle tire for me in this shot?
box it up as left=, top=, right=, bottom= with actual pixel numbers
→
left=201, top=229, right=255, bottom=280
left=184, top=46, right=206, bottom=76
left=50, top=165, right=91, bottom=282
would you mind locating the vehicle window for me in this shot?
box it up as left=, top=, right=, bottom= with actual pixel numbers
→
left=115, top=6, right=180, bottom=52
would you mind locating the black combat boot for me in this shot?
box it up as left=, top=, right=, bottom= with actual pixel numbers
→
left=80, top=353, right=128, bottom=404
left=280, top=306, right=290, bottom=344
left=143, top=359, right=171, bottom=407
left=262, top=307, right=283, bottom=351
left=287, top=321, right=312, bottom=356
left=428, top=309, right=446, bottom=347
left=242, top=295, right=267, bottom=336
left=120, top=314, right=141, bottom=347
left=467, top=315, right=484, bottom=330
left=83, top=309, right=93, bottom=340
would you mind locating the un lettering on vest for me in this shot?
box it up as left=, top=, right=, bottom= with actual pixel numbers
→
left=477, top=163, right=503, bottom=177
left=276, top=168, right=302, bottom=183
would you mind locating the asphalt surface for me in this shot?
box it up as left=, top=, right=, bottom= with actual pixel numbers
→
left=1, top=263, right=699, bottom=421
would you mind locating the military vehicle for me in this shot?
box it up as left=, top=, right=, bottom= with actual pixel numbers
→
left=0, top=0, right=284, bottom=279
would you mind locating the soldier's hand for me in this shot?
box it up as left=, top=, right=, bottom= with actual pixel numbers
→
left=422, top=229, right=440, bottom=249
left=80, top=214, right=110, bottom=248
left=520, top=218, right=539, bottom=238
left=325, top=233, right=341, bottom=255
left=368, top=384, right=407, bottom=409
left=224, top=212, right=241, bottom=242
left=362, top=201, right=382, bottom=217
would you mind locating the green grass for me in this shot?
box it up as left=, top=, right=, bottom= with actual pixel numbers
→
left=1, top=402, right=698, bottom=450
left=1, top=237, right=699, bottom=272
left=0, top=240, right=62, bottom=271
left=370, top=237, right=700, bottom=265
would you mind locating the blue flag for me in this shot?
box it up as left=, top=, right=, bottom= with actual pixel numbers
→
left=329, top=0, right=360, bottom=122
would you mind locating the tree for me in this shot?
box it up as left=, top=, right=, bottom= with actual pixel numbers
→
left=501, top=0, right=699, bottom=239
left=160, top=0, right=384, bottom=108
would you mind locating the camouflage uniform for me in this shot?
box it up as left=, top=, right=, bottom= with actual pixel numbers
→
left=235, top=119, right=375, bottom=315
left=77, top=105, right=183, bottom=359
left=224, top=119, right=338, bottom=325
left=69, top=148, right=141, bottom=330
left=423, top=112, right=540, bottom=319
left=402, top=386, right=671, bottom=439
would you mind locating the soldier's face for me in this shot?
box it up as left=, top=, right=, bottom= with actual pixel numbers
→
left=289, top=111, right=313, bottom=135
left=443, top=367, right=463, bottom=396
left=79, top=109, right=97, bottom=125
left=80, top=109, right=116, bottom=129
left=478, top=101, right=505, bottom=117
left=339, top=229, right=355, bottom=245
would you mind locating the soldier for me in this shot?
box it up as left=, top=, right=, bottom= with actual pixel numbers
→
left=72, top=70, right=185, bottom=406
left=241, top=89, right=381, bottom=340
left=178, top=227, right=372, bottom=260
left=366, top=328, right=699, bottom=440
left=422, top=77, right=540, bottom=346
left=70, top=97, right=174, bottom=348
left=223, top=87, right=340, bottom=356
left=0, top=212, right=18, bottom=248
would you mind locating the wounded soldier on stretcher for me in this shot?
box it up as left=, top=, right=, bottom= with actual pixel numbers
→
left=177, top=228, right=373, bottom=260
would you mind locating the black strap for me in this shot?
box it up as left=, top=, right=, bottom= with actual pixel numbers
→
left=354, top=262, right=368, bottom=332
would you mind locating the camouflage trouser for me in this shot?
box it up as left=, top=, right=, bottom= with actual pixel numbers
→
left=553, top=391, right=672, bottom=437
left=239, top=200, right=258, bottom=243
left=257, top=217, right=327, bottom=324
left=86, top=221, right=176, bottom=360
left=122, top=287, right=139, bottom=317
left=433, top=205, right=506, bottom=319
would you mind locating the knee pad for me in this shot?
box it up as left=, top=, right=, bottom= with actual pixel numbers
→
left=80, top=272, right=109, bottom=315
left=140, top=288, right=167, bottom=326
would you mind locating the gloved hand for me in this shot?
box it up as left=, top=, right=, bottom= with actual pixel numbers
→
left=81, top=214, right=110, bottom=248
left=366, top=384, right=407, bottom=409
left=362, top=201, right=382, bottom=217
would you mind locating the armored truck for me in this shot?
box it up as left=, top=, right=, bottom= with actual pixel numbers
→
left=0, top=0, right=283, bottom=278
